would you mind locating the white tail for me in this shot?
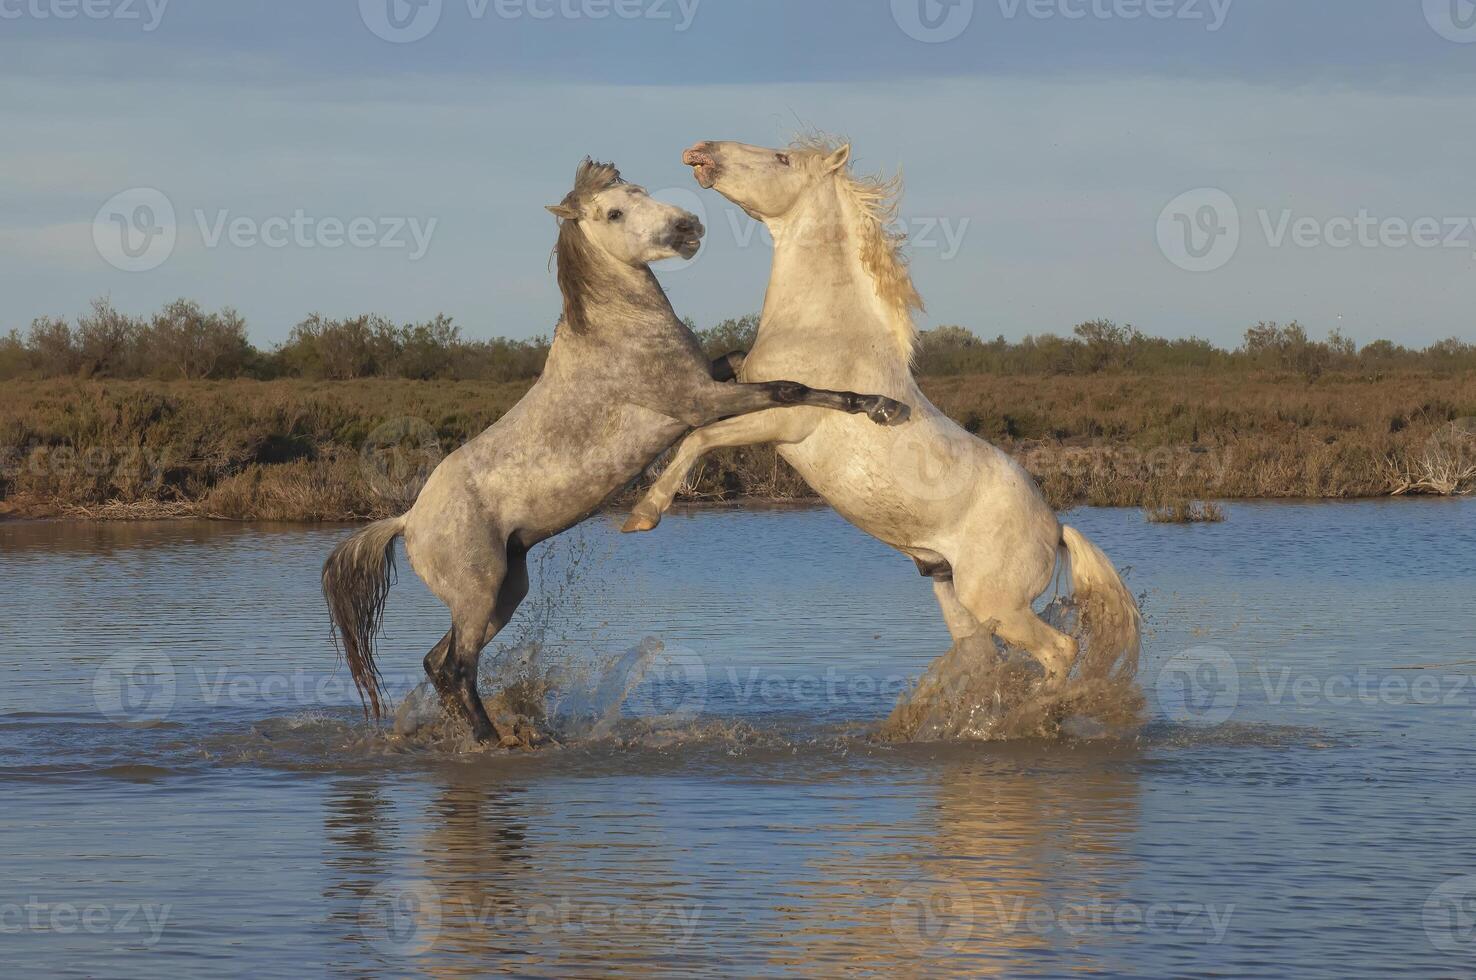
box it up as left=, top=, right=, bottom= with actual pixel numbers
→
left=1061, top=525, right=1141, bottom=681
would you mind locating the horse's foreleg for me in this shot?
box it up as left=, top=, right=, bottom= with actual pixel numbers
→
left=931, top=579, right=981, bottom=644
left=686, top=380, right=910, bottom=427
left=623, top=409, right=818, bottom=533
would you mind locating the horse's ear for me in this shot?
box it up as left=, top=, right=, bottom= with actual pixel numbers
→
left=546, top=204, right=580, bottom=220
left=823, top=144, right=851, bottom=174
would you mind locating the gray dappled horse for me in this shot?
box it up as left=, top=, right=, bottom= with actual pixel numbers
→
left=323, top=159, right=908, bottom=744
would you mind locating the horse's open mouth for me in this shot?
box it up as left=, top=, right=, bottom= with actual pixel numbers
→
left=691, top=165, right=718, bottom=189
left=683, top=148, right=720, bottom=189
left=675, top=237, right=702, bottom=259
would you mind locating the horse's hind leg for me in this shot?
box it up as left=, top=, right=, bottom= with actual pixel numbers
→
left=951, top=576, right=1077, bottom=685
left=449, top=547, right=531, bottom=743
left=993, top=608, right=1077, bottom=686
left=414, top=533, right=523, bottom=743
left=423, top=612, right=502, bottom=742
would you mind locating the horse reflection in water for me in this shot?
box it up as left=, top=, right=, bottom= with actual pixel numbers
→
left=329, top=772, right=704, bottom=975
left=324, top=753, right=1139, bottom=975
left=766, top=752, right=1143, bottom=975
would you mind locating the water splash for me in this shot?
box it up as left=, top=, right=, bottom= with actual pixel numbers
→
left=391, top=637, right=671, bottom=747
left=551, top=637, right=666, bottom=739
left=879, top=600, right=1145, bottom=743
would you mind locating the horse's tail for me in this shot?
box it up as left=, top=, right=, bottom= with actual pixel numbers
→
left=322, top=516, right=406, bottom=720
left=1061, top=525, right=1141, bottom=680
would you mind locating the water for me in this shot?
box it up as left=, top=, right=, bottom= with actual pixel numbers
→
left=2, top=500, right=1474, bottom=977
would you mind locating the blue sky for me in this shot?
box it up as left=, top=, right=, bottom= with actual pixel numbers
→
left=3, top=0, right=1474, bottom=347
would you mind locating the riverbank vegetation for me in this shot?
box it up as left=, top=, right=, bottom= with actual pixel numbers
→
left=2, top=300, right=1473, bottom=520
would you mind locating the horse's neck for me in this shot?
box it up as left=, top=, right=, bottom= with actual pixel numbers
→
left=582, top=261, right=678, bottom=334
left=758, top=184, right=912, bottom=386
left=545, top=259, right=689, bottom=386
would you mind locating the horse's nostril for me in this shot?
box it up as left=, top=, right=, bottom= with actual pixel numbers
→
left=675, top=219, right=695, bottom=234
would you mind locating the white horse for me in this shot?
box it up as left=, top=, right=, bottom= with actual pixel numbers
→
left=626, top=138, right=1141, bottom=684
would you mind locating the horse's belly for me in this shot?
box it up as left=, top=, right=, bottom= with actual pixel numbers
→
left=779, top=412, right=965, bottom=550
left=446, top=405, right=683, bottom=537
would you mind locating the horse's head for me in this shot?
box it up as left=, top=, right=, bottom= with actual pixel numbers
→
left=547, top=159, right=704, bottom=266
left=682, top=140, right=851, bottom=220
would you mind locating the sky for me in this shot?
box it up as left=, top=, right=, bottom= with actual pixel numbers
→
left=2, top=0, right=1475, bottom=349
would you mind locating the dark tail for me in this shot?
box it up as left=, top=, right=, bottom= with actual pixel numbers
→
left=322, top=516, right=406, bottom=719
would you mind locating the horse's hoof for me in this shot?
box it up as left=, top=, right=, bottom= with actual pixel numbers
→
left=867, top=398, right=911, bottom=426
left=621, top=511, right=660, bottom=533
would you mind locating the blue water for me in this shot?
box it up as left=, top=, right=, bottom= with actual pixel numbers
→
left=1, top=500, right=1473, bottom=977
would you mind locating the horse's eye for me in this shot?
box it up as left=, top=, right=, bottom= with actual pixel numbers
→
left=776, top=153, right=791, bottom=166
left=607, top=209, right=624, bottom=221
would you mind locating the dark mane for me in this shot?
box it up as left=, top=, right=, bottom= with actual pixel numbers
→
left=551, top=158, right=622, bottom=334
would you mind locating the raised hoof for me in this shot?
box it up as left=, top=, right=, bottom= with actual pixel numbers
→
left=866, top=397, right=911, bottom=426
left=621, top=510, right=660, bottom=533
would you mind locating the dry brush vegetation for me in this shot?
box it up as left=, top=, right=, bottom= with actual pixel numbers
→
left=1, top=302, right=1473, bottom=521
left=1, top=370, right=1472, bottom=522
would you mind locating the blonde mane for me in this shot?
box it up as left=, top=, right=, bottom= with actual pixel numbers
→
left=791, top=135, right=924, bottom=361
